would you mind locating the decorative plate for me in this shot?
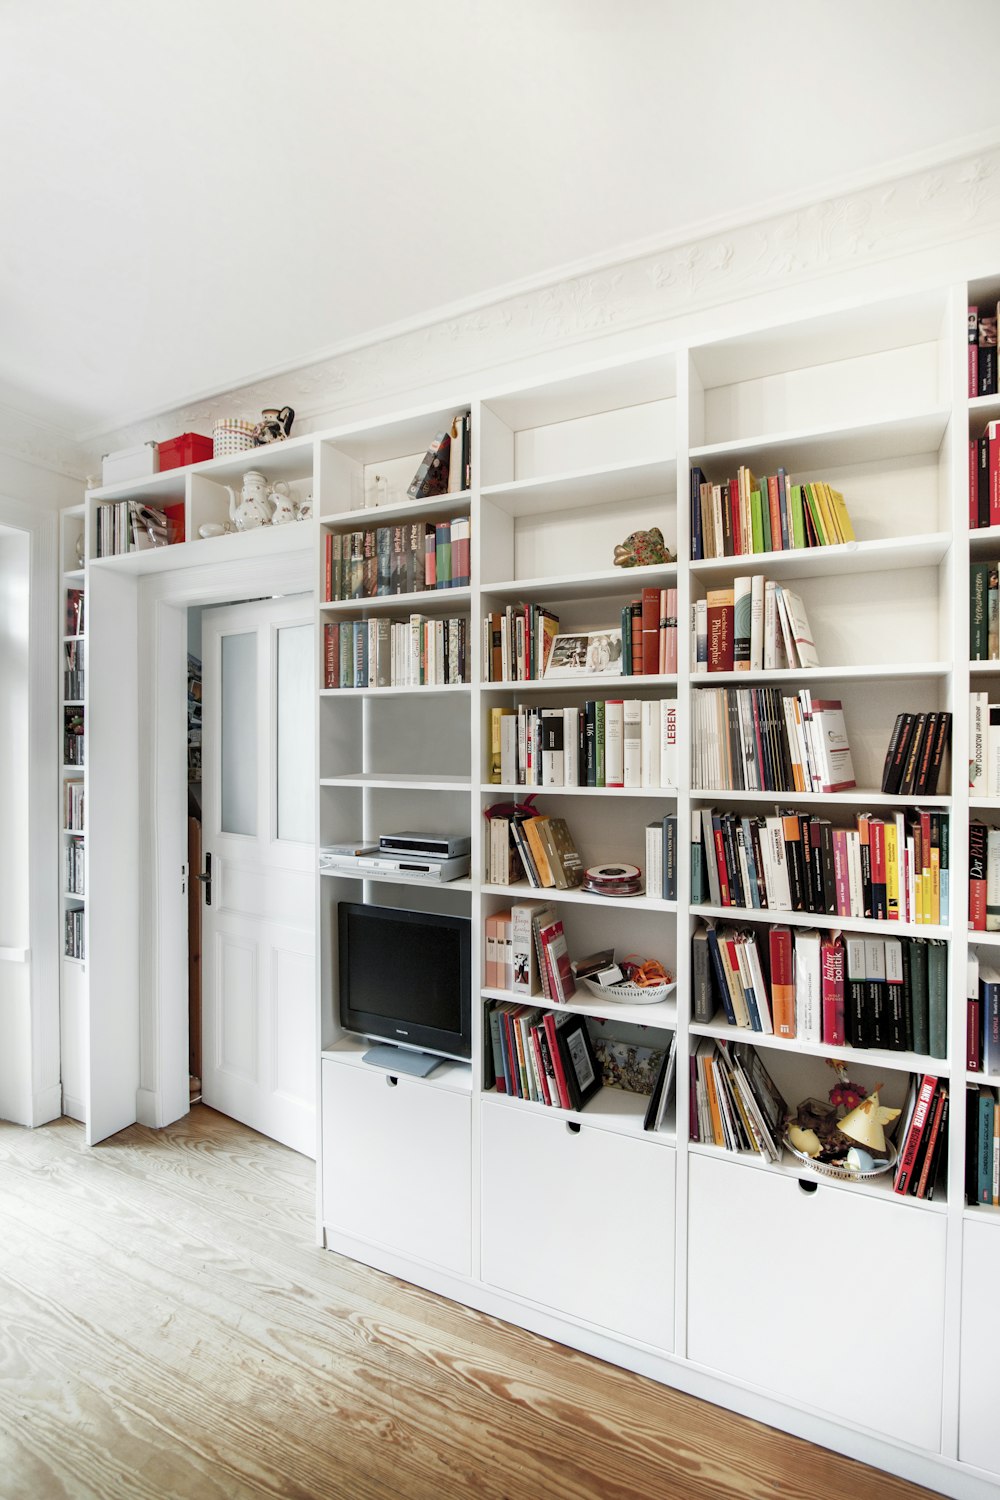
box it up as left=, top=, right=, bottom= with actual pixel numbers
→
left=783, top=1134, right=897, bottom=1181
left=581, top=977, right=676, bottom=1006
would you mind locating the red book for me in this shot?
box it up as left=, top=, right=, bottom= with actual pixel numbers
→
left=870, top=818, right=887, bottom=920
left=539, top=920, right=576, bottom=1002
left=529, top=1024, right=551, bottom=1106
left=729, top=478, right=743, bottom=555
left=894, top=1075, right=939, bottom=1195
left=769, top=926, right=796, bottom=1038
left=766, top=474, right=783, bottom=550
left=542, top=1012, right=571, bottom=1108
left=820, top=934, right=846, bottom=1045
left=914, top=1085, right=948, bottom=1200
left=971, top=438, right=981, bottom=530
left=989, top=420, right=1000, bottom=528
left=968, top=997, right=982, bottom=1071
left=970, top=821, right=988, bottom=931
left=706, top=588, right=734, bottom=672
left=641, top=587, right=660, bottom=675
left=712, top=819, right=731, bottom=906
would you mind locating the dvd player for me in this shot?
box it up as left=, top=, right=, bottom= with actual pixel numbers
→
left=357, top=852, right=470, bottom=881
left=378, top=831, right=471, bottom=859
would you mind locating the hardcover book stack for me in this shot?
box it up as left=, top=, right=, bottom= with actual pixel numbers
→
left=893, top=1073, right=948, bottom=1199
left=482, top=602, right=560, bottom=681
left=324, top=516, right=470, bottom=601
left=967, top=420, right=1000, bottom=529
left=693, top=922, right=948, bottom=1055
left=692, top=687, right=855, bottom=795
left=323, top=615, right=468, bottom=688
left=619, top=586, right=679, bottom=676
left=691, top=577, right=818, bottom=674
left=484, top=810, right=583, bottom=892
left=487, top=997, right=601, bottom=1112
left=691, top=1037, right=787, bottom=1161
left=693, top=806, right=949, bottom=926
left=880, top=710, right=952, bottom=797
left=489, top=698, right=678, bottom=790
left=689, top=463, right=855, bottom=561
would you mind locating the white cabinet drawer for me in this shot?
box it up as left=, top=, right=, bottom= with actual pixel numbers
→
left=687, top=1152, right=946, bottom=1450
left=321, top=1060, right=471, bottom=1275
left=481, top=1100, right=675, bottom=1350
left=960, top=1217, right=1000, bottom=1472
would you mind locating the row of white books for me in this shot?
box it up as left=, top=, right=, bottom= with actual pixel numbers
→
left=969, top=692, right=1000, bottom=796
left=490, top=699, right=679, bottom=789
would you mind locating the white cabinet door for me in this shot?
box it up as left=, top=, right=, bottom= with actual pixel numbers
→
left=321, top=1060, right=471, bottom=1276
left=960, top=1217, right=1000, bottom=1473
left=481, top=1100, right=675, bottom=1350
left=687, top=1153, right=946, bottom=1450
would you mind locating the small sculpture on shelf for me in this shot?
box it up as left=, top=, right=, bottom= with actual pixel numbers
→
left=613, top=526, right=674, bottom=568
left=785, top=1062, right=900, bottom=1177
left=253, top=406, right=295, bottom=445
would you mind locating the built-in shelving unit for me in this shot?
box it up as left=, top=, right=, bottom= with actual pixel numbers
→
left=58, top=504, right=86, bottom=1122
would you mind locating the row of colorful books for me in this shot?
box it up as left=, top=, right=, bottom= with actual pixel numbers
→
left=482, top=602, right=559, bottom=681
left=969, top=303, right=998, bottom=398
left=691, top=686, right=855, bottom=794
left=484, top=812, right=583, bottom=892
left=966, top=1083, right=1000, bottom=1205
left=488, top=699, right=679, bottom=789
left=694, top=807, right=950, bottom=927
left=968, top=952, right=1000, bottom=1073
left=621, top=588, right=679, bottom=675
left=689, top=464, right=855, bottom=561
left=322, top=616, right=468, bottom=689
left=693, top=922, right=948, bottom=1056
left=970, top=561, right=1000, bottom=660
left=487, top=999, right=601, bottom=1111
left=323, top=517, right=470, bottom=601
left=893, top=1074, right=948, bottom=1198
left=691, top=1037, right=785, bottom=1160
left=968, top=425, right=1000, bottom=529
left=692, top=578, right=818, bottom=674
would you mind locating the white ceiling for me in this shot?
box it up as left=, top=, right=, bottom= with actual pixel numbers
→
left=3, top=0, right=1000, bottom=441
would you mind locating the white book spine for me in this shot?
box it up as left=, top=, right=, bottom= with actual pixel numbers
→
left=694, top=599, right=708, bottom=673
left=500, top=715, right=518, bottom=787
left=645, top=822, right=663, bottom=899
left=763, top=581, right=778, bottom=670
left=749, top=574, right=765, bottom=672
left=659, top=699, right=678, bottom=789
left=846, top=829, right=863, bottom=918
left=604, top=700, right=625, bottom=788
left=794, top=929, right=821, bottom=1043
left=970, top=692, right=987, bottom=793
left=641, top=700, right=660, bottom=788
left=989, top=706, right=1000, bottom=798
left=623, top=699, right=642, bottom=788
left=563, top=706, right=580, bottom=785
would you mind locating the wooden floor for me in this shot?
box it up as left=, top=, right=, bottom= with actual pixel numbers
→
left=0, top=1108, right=939, bottom=1500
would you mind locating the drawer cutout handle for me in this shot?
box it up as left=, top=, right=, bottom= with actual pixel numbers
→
left=566, top=1121, right=581, bottom=1135
left=798, top=1178, right=818, bottom=1195
left=386, top=1075, right=398, bottom=1087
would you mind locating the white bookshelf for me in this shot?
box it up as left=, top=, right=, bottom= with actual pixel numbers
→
left=58, top=505, right=87, bottom=1122
left=72, top=270, right=1000, bottom=1499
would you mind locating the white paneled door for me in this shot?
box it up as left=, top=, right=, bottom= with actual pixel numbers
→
left=200, top=597, right=316, bottom=1157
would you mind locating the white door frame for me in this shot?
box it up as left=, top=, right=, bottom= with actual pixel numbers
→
left=136, top=543, right=313, bottom=1130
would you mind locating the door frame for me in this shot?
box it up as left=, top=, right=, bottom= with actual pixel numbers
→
left=136, top=544, right=313, bottom=1132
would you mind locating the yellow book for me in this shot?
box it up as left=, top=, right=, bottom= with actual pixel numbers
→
left=930, top=845, right=940, bottom=925
left=815, top=482, right=841, bottom=545
left=826, top=484, right=856, bottom=544
left=802, top=482, right=829, bottom=546
left=884, top=820, right=900, bottom=921
left=914, top=872, right=924, bottom=926
left=489, top=706, right=514, bottom=783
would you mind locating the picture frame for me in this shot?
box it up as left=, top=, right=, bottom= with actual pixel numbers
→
left=543, top=629, right=623, bottom=679
left=554, top=1012, right=603, bottom=1110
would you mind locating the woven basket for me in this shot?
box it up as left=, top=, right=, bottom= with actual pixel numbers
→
left=582, top=977, right=676, bottom=1005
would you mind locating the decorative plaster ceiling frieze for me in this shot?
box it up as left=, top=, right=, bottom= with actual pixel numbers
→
left=66, top=143, right=1000, bottom=467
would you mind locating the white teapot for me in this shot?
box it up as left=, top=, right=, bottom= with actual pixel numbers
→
left=225, top=470, right=274, bottom=530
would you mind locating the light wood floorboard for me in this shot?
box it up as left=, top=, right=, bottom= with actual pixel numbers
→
left=0, top=1107, right=939, bottom=1500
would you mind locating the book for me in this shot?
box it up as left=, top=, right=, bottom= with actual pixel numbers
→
left=894, top=1074, right=940, bottom=1195
left=510, top=903, right=541, bottom=994
left=538, top=816, right=584, bottom=890
left=552, top=1013, right=602, bottom=1111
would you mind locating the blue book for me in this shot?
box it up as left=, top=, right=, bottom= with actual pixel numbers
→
left=978, top=1086, right=995, bottom=1204
left=704, top=925, right=737, bottom=1027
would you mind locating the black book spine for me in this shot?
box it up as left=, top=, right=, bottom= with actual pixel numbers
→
left=926, top=711, right=952, bottom=796
left=979, top=435, right=990, bottom=530
left=900, top=937, right=915, bottom=1054
left=880, top=712, right=907, bottom=793
left=819, top=820, right=837, bottom=916
left=914, top=711, right=941, bottom=796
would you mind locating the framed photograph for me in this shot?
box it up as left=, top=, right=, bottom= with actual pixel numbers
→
left=543, top=629, right=623, bottom=679
left=554, top=1013, right=603, bottom=1110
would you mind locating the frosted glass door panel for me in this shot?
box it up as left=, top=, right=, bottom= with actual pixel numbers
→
left=221, top=631, right=257, bottom=837
left=276, top=623, right=312, bottom=845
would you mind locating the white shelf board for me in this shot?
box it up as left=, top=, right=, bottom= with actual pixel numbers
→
left=690, top=787, right=951, bottom=808
left=689, top=1015, right=949, bottom=1077
left=481, top=782, right=677, bottom=798
left=322, top=491, right=471, bottom=528
left=320, top=586, right=471, bottom=615
left=63, top=699, right=84, bottom=707
left=62, top=892, right=86, bottom=903
left=482, top=984, right=676, bottom=1031
left=484, top=1083, right=676, bottom=1145
left=690, top=408, right=950, bottom=473
left=321, top=1034, right=474, bottom=1093
left=969, top=931, right=1000, bottom=946
left=481, top=672, right=677, bottom=695
left=692, top=903, right=950, bottom=939
left=481, top=881, right=675, bottom=912
left=691, top=661, right=949, bottom=686
left=481, top=561, right=677, bottom=603
left=970, top=659, right=1000, bottom=673
left=63, top=567, right=85, bottom=583
left=481, top=458, right=675, bottom=517
left=691, top=533, right=950, bottom=584
left=91, top=518, right=313, bottom=574
left=967, top=1069, right=1000, bottom=1086
left=319, top=772, right=471, bottom=791
left=320, top=684, right=471, bottom=699
left=320, top=868, right=473, bottom=893
left=688, top=1140, right=947, bottom=1212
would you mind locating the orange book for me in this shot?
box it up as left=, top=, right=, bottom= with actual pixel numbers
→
left=768, top=925, right=796, bottom=1038
left=523, top=816, right=555, bottom=886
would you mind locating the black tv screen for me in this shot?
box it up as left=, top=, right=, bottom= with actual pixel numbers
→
left=338, top=903, right=472, bottom=1060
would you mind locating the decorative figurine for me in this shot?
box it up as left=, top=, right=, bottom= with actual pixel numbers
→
left=613, top=526, right=673, bottom=568
left=269, top=482, right=298, bottom=525
left=253, top=406, right=295, bottom=445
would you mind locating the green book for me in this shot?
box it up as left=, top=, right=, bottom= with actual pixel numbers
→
left=971, top=561, right=990, bottom=661
left=758, top=487, right=772, bottom=552
left=803, top=483, right=828, bottom=547
left=789, top=484, right=806, bottom=549
left=927, top=939, right=948, bottom=1060
left=750, top=489, right=763, bottom=554
left=908, top=937, right=930, bottom=1057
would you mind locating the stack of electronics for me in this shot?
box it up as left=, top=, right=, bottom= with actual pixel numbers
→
left=320, top=831, right=471, bottom=882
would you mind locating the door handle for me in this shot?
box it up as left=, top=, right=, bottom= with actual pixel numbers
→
left=196, top=852, right=212, bottom=906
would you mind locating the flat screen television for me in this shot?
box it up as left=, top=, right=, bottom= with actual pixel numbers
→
left=337, top=902, right=472, bottom=1061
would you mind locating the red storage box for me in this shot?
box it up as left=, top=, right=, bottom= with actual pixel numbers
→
left=158, top=432, right=214, bottom=471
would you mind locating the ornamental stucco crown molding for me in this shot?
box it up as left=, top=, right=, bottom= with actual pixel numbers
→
left=37, top=143, right=1000, bottom=471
